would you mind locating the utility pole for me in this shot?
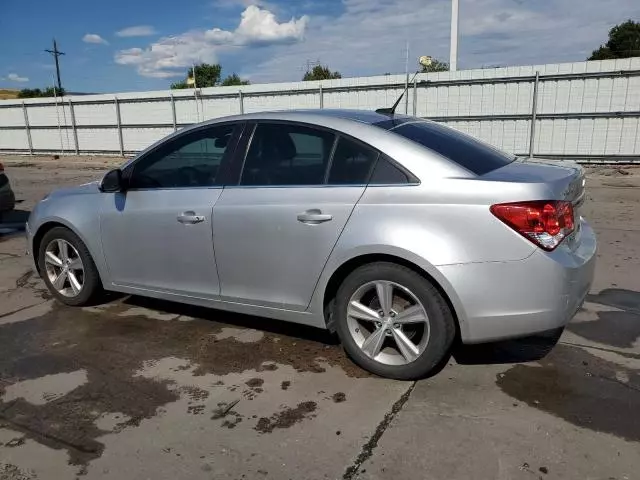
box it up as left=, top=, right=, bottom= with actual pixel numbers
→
left=450, top=0, right=459, bottom=71
left=45, top=39, right=65, bottom=94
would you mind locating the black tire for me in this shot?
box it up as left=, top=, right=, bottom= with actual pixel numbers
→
left=334, top=262, right=455, bottom=380
left=37, top=226, right=104, bottom=306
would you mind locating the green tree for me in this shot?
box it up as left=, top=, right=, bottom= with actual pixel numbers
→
left=303, top=65, right=342, bottom=81
left=170, top=81, right=189, bottom=89
left=421, top=59, right=449, bottom=72
left=171, top=63, right=222, bottom=89
left=170, top=63, right=249, bottom=88
left=17, top=87, right=66, bottom=98
left=221, top=73, right=250, bottom=86
left=588, top=20, right=640, bottom=60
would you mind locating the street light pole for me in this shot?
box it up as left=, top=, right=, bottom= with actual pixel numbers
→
left=450, top=0, right=459, bottom=71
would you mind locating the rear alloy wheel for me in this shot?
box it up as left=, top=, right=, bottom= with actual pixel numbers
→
left=38, top=227, right=103, bottom=306
left=335, top=262, right=455, bottom=380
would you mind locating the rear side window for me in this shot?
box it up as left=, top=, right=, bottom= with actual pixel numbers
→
left=370, top=155, right=413, bottom=184
left=327, top=137, right=379, bottom=185
left=390, top=121, right=515, bottom=175
left=240, top=123, right=335, bottom=186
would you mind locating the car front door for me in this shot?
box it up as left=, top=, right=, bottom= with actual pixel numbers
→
left=100, top=122, right=241, bottom=298
left=212, top=122, right=380, bottom=311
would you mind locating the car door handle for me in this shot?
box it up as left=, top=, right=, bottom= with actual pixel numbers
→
left=177, top=211, right=205, bottom=224
left=297, top=210, right=333, bottom=224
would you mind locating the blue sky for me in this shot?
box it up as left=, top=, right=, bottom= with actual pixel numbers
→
left=1, top=0, right=639, bottom=93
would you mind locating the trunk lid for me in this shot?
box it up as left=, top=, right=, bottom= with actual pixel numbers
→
left=482, top=157, right=586, bottom=207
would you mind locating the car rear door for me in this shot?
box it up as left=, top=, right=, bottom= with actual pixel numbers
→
left=99, top=122, right=242, bottom=298
left=212, top=121, right=379, bottom=311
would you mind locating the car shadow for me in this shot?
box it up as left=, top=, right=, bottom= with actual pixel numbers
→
left=452, top=329, right=564, bottom=365
left=120, top=296, right=564, bottom=372
left=0, top=208, right=29, bottom=238
left=122, top=295, right=340, bottom=345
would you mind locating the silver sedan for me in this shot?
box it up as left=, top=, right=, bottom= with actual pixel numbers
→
left=26, top=110, right=596, bottom=379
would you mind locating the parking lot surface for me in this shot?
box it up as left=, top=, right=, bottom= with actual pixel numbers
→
left=1, top=159, right=639, bottom=480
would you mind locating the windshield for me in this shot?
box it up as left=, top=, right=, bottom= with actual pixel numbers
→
left=379, top=120, right=516, bottom=175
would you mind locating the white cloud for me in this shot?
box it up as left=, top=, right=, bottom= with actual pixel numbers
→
left=243, top=0, right=640, bottom=82
left=115, top=5, right=308, bottom=78
left=5, top=73, right=29, bottom=82
left=115, top=25, right=158, bottom=37
left=83, top=33, right=109, bottom=45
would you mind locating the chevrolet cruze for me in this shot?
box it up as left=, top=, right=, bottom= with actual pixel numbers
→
left=27, top=110, right=596, bottom=379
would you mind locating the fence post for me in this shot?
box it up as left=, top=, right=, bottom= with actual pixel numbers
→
left=412, top=77, right=418, bottom=116
left=22, top=102, right=33, bottom=155
left=68, top=98, right=79, bottom=155
left=528, top=71, right=540, bottom=159
left=238, top=90, right=244, bottom=114
left=114, top=97, right=124, bottom=156
left=319, top=85, right=324, bottom=109
left=170, top=94, right=177, bottom=132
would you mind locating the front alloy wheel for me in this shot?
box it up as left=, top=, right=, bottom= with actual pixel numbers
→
left=44, top=239, right=85, bottom=297
left=38, top=226, right=103, bottom=306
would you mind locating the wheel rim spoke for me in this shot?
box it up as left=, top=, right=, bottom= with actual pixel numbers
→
left=52, top=271, right=67, bottom=290
left=348, top=301, right=381, bottom=322
left=361, top=327, right=386, bottom=359
left=391, top=328, right=420, bottom=363
left=45, top=251, right=63, bottom=267
left=394, top=305, right=427, bottom=324
left=68, top=271, right=82, bottom=295
left=68, top=257, right=83, bottom=271
left=57, top=239, right=69, bottom=262
left=375, top=281, right=393, bottom=315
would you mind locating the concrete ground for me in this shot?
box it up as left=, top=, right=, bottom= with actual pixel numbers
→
left=0, top=159, right=638, bottom=480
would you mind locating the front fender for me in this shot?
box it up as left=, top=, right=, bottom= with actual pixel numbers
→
left=29, top=196, right=111, bottom=286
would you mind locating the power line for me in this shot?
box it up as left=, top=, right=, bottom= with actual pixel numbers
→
left=45, top=38, right=65, bottom=94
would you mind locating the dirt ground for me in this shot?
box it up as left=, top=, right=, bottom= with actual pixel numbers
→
left=0, top=159, right=639, bottom=480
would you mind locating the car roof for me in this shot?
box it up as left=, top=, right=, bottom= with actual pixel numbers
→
left=199, top=109, right=416, bottom=127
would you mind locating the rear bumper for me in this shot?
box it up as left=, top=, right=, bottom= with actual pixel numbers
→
left=440, top=218, right=596, bottom=344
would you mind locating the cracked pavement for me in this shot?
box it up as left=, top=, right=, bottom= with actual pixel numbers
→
left=0, top=160, right=639, bottom=480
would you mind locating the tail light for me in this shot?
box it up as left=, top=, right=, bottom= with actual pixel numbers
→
left=0, top=162, right=4, bottom=172
left=490, top=201, right=575, bottom=251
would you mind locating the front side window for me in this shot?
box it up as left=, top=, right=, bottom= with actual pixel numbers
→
left=240, top=123, right=335, bottom=186
left=129, top=124, right=236, bottom=189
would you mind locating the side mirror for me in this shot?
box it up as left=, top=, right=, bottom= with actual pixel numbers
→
left=99, top=169, right=124, bottom=193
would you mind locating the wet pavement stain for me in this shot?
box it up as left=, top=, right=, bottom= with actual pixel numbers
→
left=254, top=401, right=317, bottom=434
left=0, top=296, right=368, bottom=466
left=587, top=288, right=640, bottom=314
left=497, top=345, right=640, bottom=442
left=567, top=309, right=640, bottom=348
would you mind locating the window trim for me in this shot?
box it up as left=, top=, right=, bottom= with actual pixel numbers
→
left=228, top=119, right=419, bottom=189
left=122, top=121, right=245, bottom=191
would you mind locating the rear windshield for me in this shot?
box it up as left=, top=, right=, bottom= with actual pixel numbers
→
left=385, top=120, right=515, bottom=175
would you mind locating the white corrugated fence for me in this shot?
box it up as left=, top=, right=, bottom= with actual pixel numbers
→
left=1, top=58, right=639, bottom=163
